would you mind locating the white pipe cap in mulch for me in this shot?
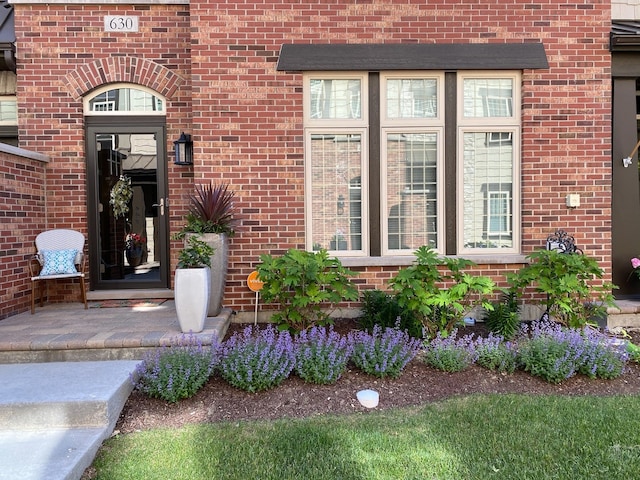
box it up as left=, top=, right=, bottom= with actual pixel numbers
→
left=356, top=389, right=379, bottom=408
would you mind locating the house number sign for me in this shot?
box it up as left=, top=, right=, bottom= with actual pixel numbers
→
left=104, top=16, right=139, bottom=32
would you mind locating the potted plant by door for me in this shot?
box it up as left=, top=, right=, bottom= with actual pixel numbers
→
left=177, top=182, right=238, bottom=317
left=174, top=235, right=215, bottom=333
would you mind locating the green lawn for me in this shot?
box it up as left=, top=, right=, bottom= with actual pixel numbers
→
left=92, top=394, right=640, bottom=479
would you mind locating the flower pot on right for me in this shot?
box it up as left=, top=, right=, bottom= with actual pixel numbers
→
left=185, top=232, right=228, bottom=317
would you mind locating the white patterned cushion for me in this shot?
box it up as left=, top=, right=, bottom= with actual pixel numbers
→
left=40, top=249, right=78, bottom=276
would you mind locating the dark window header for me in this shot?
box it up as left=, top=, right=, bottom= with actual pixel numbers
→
left=277, top=43, right=548, bottom=72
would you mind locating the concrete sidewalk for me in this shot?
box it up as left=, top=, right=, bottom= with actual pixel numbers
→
left=0, top=360, right=139, bottom=480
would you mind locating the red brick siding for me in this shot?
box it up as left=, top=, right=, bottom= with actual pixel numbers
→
left=0, top=151, right=46, bottom=318
left=189, top=0, right=612, bottom=313
left=13, top=3, right=193, bottom=291
left=9, top=0, right=611, bottom=318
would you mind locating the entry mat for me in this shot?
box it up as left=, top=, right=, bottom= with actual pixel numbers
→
left=89, top=298, right=168, bottom=308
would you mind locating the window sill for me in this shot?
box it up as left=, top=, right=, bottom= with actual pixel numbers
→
left=338, top=254, right=529, bottom=268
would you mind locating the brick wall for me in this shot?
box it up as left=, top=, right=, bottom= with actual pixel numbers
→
left=9, top=0, right=612, bottom=319
left=13, top=2, right=193, bottom=293
left=189, top=0, right=612, bottom=316
left=0, top=149, right=47, bottom=318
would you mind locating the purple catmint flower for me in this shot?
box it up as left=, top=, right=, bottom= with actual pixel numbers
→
left=351, top=325, right=421, bottom=378
left=132, top=333, right=219, bottom=403
left=219, top=324, right=295, bottom=392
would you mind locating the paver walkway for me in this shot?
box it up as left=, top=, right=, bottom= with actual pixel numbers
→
left=0, top=301, right=231, bottom=479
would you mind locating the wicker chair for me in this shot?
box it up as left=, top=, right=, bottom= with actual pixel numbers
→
left=30, top=229, right=88, bottom=314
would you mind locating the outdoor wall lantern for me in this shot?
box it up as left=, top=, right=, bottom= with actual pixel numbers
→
left=174, top=132, right=193, bottom=165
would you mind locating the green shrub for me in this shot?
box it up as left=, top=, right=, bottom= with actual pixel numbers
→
left=627, top=342, right=640, bottom=363
left=132, top=334, right=218, bottom=403
left=508, top=249, right=616, bottom=329
left=359, top=289, right=423, bottom=339
left=257, top=249, right=359, bottom=332
left=484, top=290, right=520, bottom=340
left=389, top=245, right=495, bottom=338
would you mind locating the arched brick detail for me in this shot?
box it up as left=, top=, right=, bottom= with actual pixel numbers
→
left=63, top=56, right=185, bottom=100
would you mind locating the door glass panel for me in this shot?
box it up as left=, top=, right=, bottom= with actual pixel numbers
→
left=95, top=132, right=162, bottom=284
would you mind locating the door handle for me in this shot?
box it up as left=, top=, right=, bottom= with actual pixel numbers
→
left=152, top=198, right=165, bottom=216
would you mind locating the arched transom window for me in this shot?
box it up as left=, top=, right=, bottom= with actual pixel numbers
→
left=84, top=84, right=165, bottom=115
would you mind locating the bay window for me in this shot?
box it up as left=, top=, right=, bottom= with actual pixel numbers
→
left=304, top=70, right=521, bottom=257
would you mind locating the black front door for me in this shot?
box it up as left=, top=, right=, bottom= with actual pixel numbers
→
left=86, top=120, right=169, bottom=290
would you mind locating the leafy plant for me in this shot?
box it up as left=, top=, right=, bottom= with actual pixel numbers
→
left=109, top=175, right=133, bottom=219
left=474, top=334, right=518, bottom=373
left=483, top=289, right=520, bottom=340
left=176, top=235, right=214, bottom=269
left=626, top=342, right=640, bottom=363
left=218, top=324, right=295, bottom=392
left=351, top=325, right=421, bottom=378
left=423, top=329, right=477, bottom=372
left=389, top=245, right=495, bottom=338
left=132, top=334, right=218, bottom=403
left=257, top=249, right=359, bottom=332
left=359, top=289, right=423, bottom=339
left=294, top=325, right=353, bottom=384
left=508, top=249, right=616, bottom=329
left=177, top=182, right=238, bottom=237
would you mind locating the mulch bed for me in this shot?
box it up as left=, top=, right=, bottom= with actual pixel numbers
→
left=113, top=320, right=640, bottom=434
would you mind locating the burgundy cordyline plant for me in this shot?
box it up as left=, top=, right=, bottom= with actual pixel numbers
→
left=218, top=324, right=295, bottom=392
left=294, top=325, right=354, bottom=384
left=351, top=324, right=422, bottom=378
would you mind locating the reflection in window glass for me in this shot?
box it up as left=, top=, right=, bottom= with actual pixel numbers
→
left=386, top=78, right=438, bottom=119
left=88, top=88, right=164, bottom=113
left=386, top=133, right=438, bottom=250
left=309, top=79, right=361, bottom=119
left=488, top=191, right=510, bottom=234
left=463, top=78, right=513, bottom=118
left=462, top=132, right=513, bottom=248
left=0, top=99, right=16, bottom=123
left=309, top=134, right=362, bottom=252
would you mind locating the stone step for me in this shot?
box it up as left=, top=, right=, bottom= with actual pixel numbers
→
left=0, top=361, right=139, bottom=430
left=0, top=361, right=139, bottom=480
left=607, top=300, right=640, bottom=330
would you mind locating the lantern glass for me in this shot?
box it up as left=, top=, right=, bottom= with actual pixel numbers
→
left=174, top=132, right=193, bottom=165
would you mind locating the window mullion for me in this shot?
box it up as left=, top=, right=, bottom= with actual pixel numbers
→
left=369, top=72, right=381, bottom=256
left=444, top=72, right=457, bottom=255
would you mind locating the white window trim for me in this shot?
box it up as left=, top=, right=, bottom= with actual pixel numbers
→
left=303, top=73, right=368, bottom=127
left=381, top=127, right=445, bottom=256
left=83, top=83, right=166, bottom=116
left=304, top=127, right=369, bottom=257
left=457, top=71, right=521, bottom=127
left=456, top=126, right=521, bottom=255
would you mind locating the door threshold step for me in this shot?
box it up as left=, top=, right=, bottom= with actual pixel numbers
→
left=86, top=289, right=174, bottom=301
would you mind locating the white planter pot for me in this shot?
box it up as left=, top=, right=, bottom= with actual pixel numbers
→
left=186, top=233, right=228, bottom=317
left=175, top=267, right=211, bottom=333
